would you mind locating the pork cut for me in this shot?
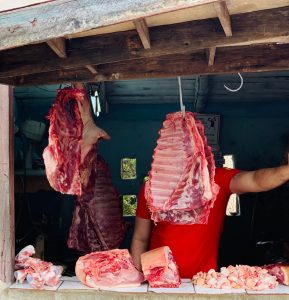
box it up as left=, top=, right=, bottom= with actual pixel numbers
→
left=264, top=263, right=289, bottom=285
left=141, top=246, right=181, bottom=288
left=146, top=111, right=219, bottom=224
left=67, top=147, right=126, bottom=253
left=14, top=245, right=63, bottom=289
left=43, top=88, right=109, bottom=196
left=192, top=265, right=278, bottom=290
left=75, top=249, right=144, bottom=288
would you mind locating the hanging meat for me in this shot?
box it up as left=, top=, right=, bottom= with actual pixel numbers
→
left=43, top=87, right=109, bottom=195
left=145, top=111, right=219, bottom=224
left=43, top=86, right=125, bottom=252
left=75, top=249, right=144, bottom=288
left=141, top=246, right=181, bottom=288
left=67, top=148, right=126, bottom=252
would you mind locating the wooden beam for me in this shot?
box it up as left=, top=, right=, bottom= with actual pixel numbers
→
left=46, top=38, right=67, bottom=58
left=0, top=85, right=14, bottom=284
left=133, top=18, right=151, bottom=49
left=213, top=0, right=232, bottom=37
left=85, top=65, right=98, bottom=74
left=1, top=6, right=289, bottom=79
left=0, top=0, right=217, bottom=51
left=206, top=47, right=216, bottom=66
left=3, top=44, right=289, bottom=86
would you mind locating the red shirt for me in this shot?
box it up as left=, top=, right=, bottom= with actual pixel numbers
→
left=136, top=167, right=240, bottom=278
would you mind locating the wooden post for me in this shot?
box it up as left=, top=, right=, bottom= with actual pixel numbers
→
left=0, top=85, right=15, bottom=284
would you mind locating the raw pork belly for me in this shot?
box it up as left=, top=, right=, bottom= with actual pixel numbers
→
left=14, top=245, right=63, bottom=289
left=67, top=148, right=126, bottom=253
left=264, top=263, right=289, bottom=285
left=192, top=265, right=278, bottom=290
left=146, top=111, right=219, bottom=224
left=43, top=88, right=109, bottom=195
left=141, top=246, right=181, bottom=288
left=75, top=249, right=144, bottom=288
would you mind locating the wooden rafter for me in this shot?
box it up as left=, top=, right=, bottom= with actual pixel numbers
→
left=46, top=38, right=67, bottom=58
left=0, top=0, right=217, bottom=51
left=213, top=0, right=232, bottom=37
left=3, top=44, right=289, bottom=86
left=85, top=65, right=98, bottom=74
left=206, top=47, right=216, bottom=66
left=133, top=18, right=151, bottom=49
left=1, top=6, right=288, bottom=79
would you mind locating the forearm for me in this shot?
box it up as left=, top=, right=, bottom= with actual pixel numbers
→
left=253, top=165, right=289, bottom=191
left=130, top=237, right=149, bottom=271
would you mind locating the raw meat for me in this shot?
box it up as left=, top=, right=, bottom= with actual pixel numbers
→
left=264, top=263, right=289, bottom=285
left=67, top=148, right=126, bottom=253
left=75, top=249, right=144, bottom=288
left=146, top=111, right=219, bottom=224
left=192, top=265, right=278, bottom=290
left=141, top=246, right=181, bottom=288
left=43, top=88, right=109, bottom=196
left=14, top=245, right=63, bottom=289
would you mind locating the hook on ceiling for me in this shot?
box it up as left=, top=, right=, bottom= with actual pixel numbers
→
left=224, top=72, right=244, bottom=93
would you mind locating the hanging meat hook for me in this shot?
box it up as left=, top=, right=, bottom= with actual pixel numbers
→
left=224, top=72, right=244, bottom=92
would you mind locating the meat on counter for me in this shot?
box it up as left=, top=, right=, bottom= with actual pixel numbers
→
left=141, top=246, right=181, bottom=288
left=75, top=249, right=144, bottom=288
left=14, top=245, right=63, bottom=289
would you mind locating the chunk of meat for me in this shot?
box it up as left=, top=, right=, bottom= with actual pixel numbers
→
left=75, top=249, right=144, bottom=288
left=192, top=265, right=278, bottom=290
left=264, top=263, right=289, bottom=285
left=146, top=112, right=219, bottom=224
left=14, top=245, right=63, bottom=289
left=141, top=246, right=181, bottom=288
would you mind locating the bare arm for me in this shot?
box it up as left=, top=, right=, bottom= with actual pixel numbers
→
left=130, top=217, right=152, bottom=271
left=230, top=157, right=289, bottom=194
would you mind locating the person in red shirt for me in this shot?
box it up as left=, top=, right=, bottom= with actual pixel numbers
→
left=130, top=164, right=289, bottom=278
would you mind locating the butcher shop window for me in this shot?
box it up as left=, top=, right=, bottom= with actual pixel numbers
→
left=122, top=195, right=137, bottom=216
left=121, top=158, right=137, bottom=180
left=224, top=155, right=241, bottom=216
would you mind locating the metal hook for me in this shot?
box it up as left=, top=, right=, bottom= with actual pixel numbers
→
left=178, top=76, right=185, bottom=118
left=224, top=72, right=244, bottom=93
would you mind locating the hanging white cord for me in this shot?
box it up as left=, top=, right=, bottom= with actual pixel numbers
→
left=224, top=72, right=244, bottom=93
left=178, top=76, right=186, bottom=118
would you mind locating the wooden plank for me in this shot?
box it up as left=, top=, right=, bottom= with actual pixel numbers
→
left=3, top=43, right=289, bottom=86
left=85, top=65, right=98, bottom=74
left=213, top=0, right=232, bottom=36
left=0, top=0, right=217, bottom=51
left=0, top=84, right=14, bottom=284
left=0, top=0, right=56, bottom=13
left=206, top=47, right=216, bottom=66
left=1, top=6, right=289, bottom=78
left=46, top=37, right=67, bottom=58
left=133, top=18, right=151, bottom=49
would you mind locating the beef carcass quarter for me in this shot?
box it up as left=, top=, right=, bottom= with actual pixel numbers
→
left=264, top=263, right=289, bottom=285
left=43, top=88, right=109, bottom=195
left=141, top=246, right=181, bottom=288
left=146, top=111, right=219, bottom=224
left=44, top=87, right=125, bottom=252
left=67, top=148, right=126, bottom=253
left=75, top=249, right=144, bottom=288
